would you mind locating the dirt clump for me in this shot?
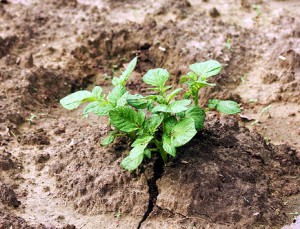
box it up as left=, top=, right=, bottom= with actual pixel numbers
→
left=0, top=151, right=14, bottom=171
left=262, top=72, right=279, bottom=84
left=35, top=153, right=50, bottom=164
left=209, top=7, right=221, bottom=18
left=0, top=36, right=17, bottom=59
left=49, top=162, right=65, bottom=175
left=21, top=53, right=34, bottom=69
left=0, top=183, right=20, bottom=208
left=20, top=128, right=50, bottom=145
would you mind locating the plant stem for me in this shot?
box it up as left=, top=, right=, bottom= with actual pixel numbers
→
left=193, top=90, right=199, bottom=107
left=153, top=138, right=168, bottom=164
left=148, top=148, right=159, bottom=152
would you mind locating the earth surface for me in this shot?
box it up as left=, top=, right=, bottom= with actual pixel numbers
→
left=0, top=0, right=299, bottom=228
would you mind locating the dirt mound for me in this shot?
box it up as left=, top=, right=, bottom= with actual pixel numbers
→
left=142, top=115, right=300, bottom=228
left=25, top=68, right=78, bottom=105
left=72, top=11, right=261, bottom=82
left=50, top=121, right=149, bottom=217
left=0, top=66, right=88, bottom=133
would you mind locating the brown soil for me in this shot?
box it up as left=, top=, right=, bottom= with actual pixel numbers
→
left=0, top=0, right=299, bottom=228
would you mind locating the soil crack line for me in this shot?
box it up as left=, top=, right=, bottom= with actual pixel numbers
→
left=137, top=157, right=164, bottom=229
left=156, top=206, right=213, bottom=222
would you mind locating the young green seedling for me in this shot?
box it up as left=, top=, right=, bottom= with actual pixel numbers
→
left=60, top=57, right=240, bottom=171
left=252, top=4, right=262, bottom=18
left=225, top=37, right=231, bottom=50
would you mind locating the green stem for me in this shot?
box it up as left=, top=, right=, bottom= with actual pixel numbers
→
left=193, top=91, right=199, bottom=107
left=153, top=138, right=168, bottom=164
left=115, top=133, right=126, bottom=137
left=148, top=148, right=159, bottom=152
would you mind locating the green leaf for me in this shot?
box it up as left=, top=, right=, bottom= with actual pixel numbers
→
left=189, top=85, right=199, bottom=98
left=112, top=57, right=138, bottom=86
left=119, top=57, right=138, bottom=84
left=166, top=88, right=182, bottom=103
left=163, top=116, right=177, bottom=134
left=168, top=99, right=191, bottom=113
left=116, top=92, right=129, bottom=107
left=151, top=100, right=190, bottom=114
left=162, top=134, right=176, bottom=157
left=184, top=91, right=192, bottom=99
left=131, top=135, right=153, bottom=148
left=162, top=116, right=178, bottom=157
left=172, top=118, right=197, bottom=147
left=121, top=135, right=153, bottom=171
left=161, top=85, right=172, bottom=93
left=176, top=111, right=186, bottom=119
left=94, top=102, right=114, bottom=116
left=112, top=77, right=121, bottom=86
left=148, top=86, right=172, bottom=93
left=127, top=94, right=148, bottom=109
left=190, top=60, right=222, bottom=79
left=109, top=107, right=140, bottom=132
left=92, top=86, right=104, bottom=100
left=60, top=91, right=93, bottom=110
left=108, top=85, right=126, bottom=106
left=83, top=101, right=114, bottom=117
left=216, top=100, right=241, bottom=114
left=100, top=131, right=116, bottom=146
left=192, top=80, right=216, bottom=90
left=208, top=99, right=220, bottom=109
left=129, top=144, right=147, bottom=160
left=151, top=104, right=168, bottom=113
left=121, top=154, right=143, bottom=171
left=144, top=114, right=164, bottom=133
left=137, top=110, right=146, bottom=126
left=144, top=149, right=151, bottom=159
left=143, top=68, right=169, bottom=89
left=83, top=101, right=101, bottom=117
left=146, top=95, right=165, bottom=104
left=180, top=72, right=197, bottom=84
left=185, top=107, right=206, bottom=130
left=147, top=100, right=155, bottom=110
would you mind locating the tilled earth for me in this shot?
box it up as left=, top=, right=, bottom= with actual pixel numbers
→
left=0, top=0, right=300, bottom=228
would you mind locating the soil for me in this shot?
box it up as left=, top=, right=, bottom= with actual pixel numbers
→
left=0, top=0, right=299, bottom=228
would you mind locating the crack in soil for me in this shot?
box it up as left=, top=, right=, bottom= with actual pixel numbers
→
left=137, top=157, right=213, bottom=228
left=155, top=205, right=214, bottom=223
left=137, top=157, right=164, bottom=229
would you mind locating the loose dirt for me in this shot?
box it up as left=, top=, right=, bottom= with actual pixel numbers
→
left=0, top=0, right=299, bottom=228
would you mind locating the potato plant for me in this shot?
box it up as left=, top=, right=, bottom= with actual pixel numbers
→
left=60, top=57, right=240, bottom=171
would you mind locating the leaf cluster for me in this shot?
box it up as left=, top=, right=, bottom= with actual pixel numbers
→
left=60, top=57, right=240, bottom=171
